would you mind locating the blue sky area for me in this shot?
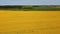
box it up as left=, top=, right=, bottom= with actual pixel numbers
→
left=0, top=0, right=60, bottom=5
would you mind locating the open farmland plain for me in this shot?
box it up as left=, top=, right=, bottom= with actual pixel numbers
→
left=0, top=10, right=60, bottom=34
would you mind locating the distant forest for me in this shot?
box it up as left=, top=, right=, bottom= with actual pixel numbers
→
left=0, top=5, right=60, bottom=11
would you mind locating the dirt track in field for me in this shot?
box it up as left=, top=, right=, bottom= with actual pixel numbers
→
left=0, top=10, right=60, bottom=34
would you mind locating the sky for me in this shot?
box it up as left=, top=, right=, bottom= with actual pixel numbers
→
left=0, top=0, right=60, bottom=5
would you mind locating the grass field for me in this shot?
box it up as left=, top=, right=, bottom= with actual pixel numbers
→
left=0, top=10, right=60, bottom=34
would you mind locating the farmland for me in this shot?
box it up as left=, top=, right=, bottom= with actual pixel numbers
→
left=0, top=10, right=60, bottom=34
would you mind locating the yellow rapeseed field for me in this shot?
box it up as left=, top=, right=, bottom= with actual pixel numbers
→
left=0, top=10, right=60, bottom=34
